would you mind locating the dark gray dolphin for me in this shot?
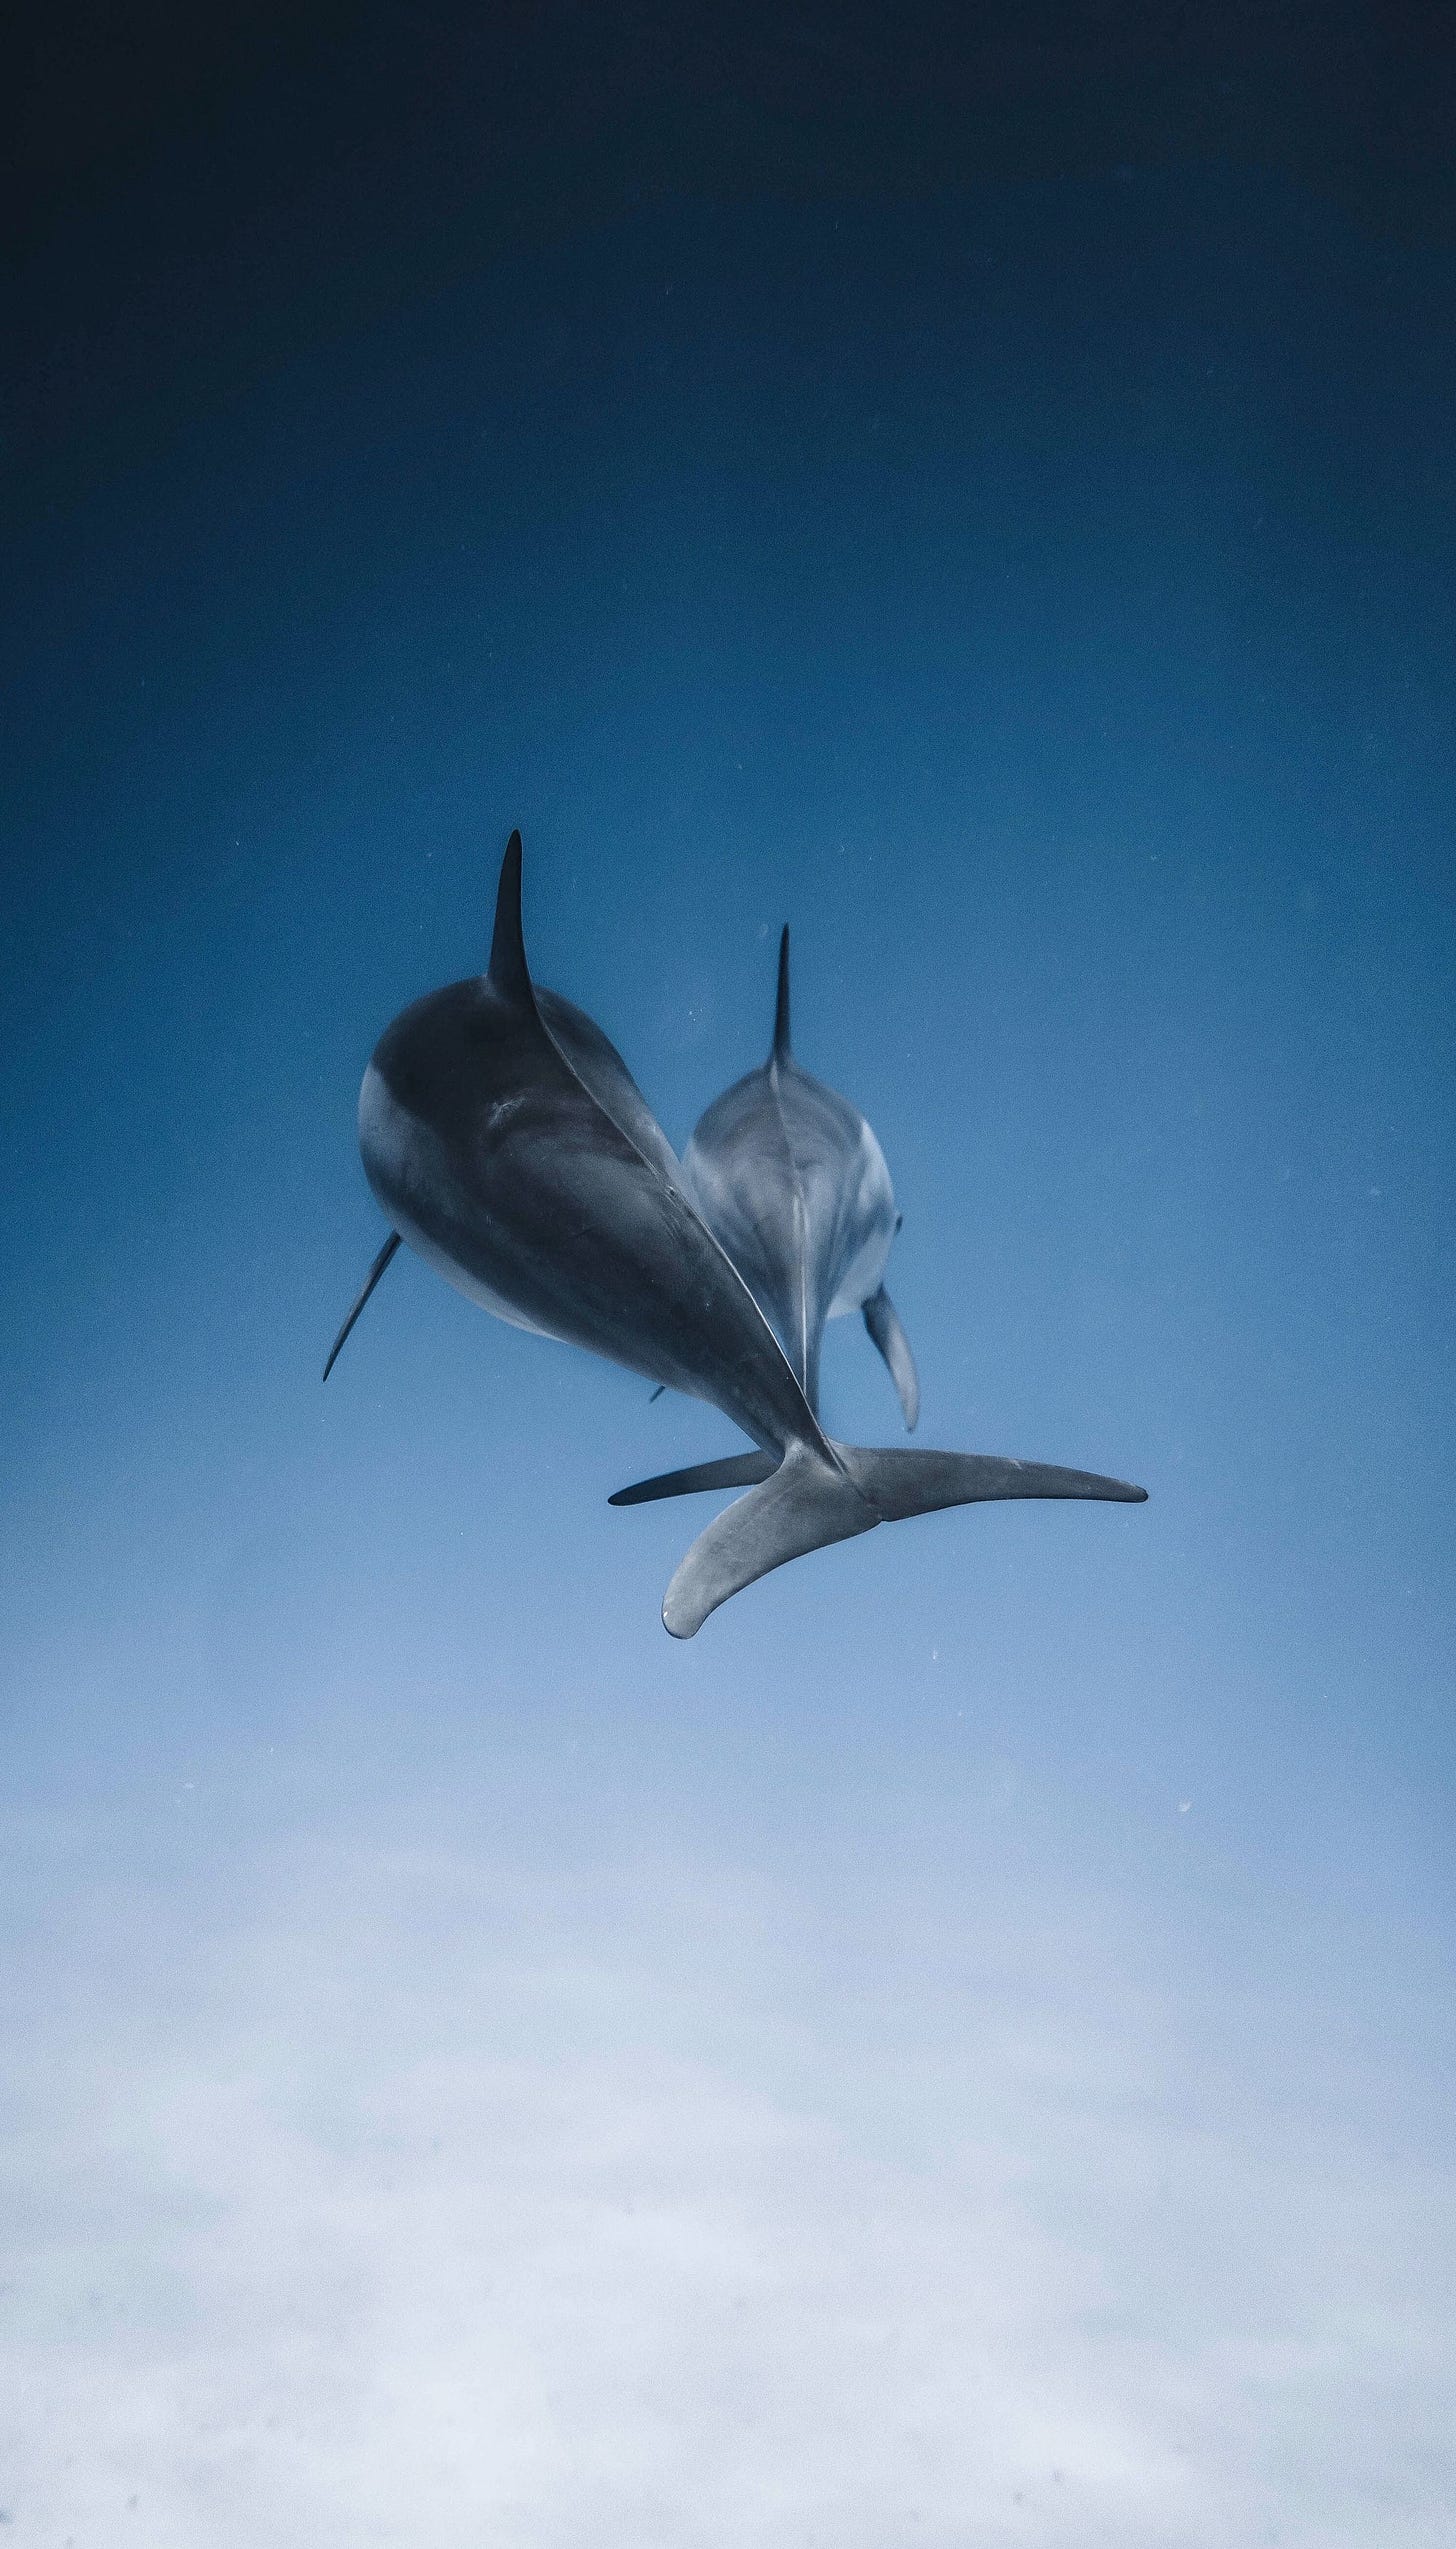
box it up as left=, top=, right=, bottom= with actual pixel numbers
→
left=679, top=925, right=919, bottom=1434
left=327, top=833, right=1146, bottom=1636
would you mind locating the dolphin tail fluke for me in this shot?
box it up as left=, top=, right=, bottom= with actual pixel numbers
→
left=609, top=1449, right=778, bottom=1507
left=661, top=1439, right=1147, bottom=1637
left=831, top=1443, right=1146, bottom=1521
left=322, top=1230, right=402, bottom=1381
left=663, top=1440, right=876, bottom=1634
left=772, top=924, right=792, bottom=1062
left=862, top=1285, right=920, bottom=1431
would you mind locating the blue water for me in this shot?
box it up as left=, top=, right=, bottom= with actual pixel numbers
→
left=3, top=34, right=1453, bottom=2543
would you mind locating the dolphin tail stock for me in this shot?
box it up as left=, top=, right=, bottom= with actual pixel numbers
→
left=660, top=1439, right=1147, bottom=1638
left=862, top=1285, right=920, bottom=1431
left=322, top=1230, right=402, bottom=1381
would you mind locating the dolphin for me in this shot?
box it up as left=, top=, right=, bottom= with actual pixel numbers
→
left=676, top=924, right=919, bottom=1437
left=326, top=832, right=1146, bottom=1635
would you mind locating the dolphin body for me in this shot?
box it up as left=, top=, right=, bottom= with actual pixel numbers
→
left=677, top=925, right=919, bottom=1436
left=326, top=833, right=1146, bottom=1635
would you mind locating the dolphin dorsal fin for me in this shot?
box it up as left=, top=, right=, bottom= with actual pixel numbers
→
left=772, top=924, right=792, bottom=1064
left=488, top=830, right=534, bottom=1004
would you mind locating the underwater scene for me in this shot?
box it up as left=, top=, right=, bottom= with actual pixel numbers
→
left=4, top=7, right=1453, bottom=2542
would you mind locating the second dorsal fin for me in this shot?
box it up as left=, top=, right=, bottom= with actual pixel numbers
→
left=772, top=924, right=792, bottom=1064
left=488, top=830, right=534, bottom=1004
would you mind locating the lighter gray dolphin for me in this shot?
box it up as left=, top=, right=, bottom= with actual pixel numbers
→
left=326, top=833, right=1147, bottom=1635
left=679, top=925, right=919, bottom=1433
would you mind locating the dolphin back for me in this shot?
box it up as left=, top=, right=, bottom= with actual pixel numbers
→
left=684, top=1064, right=895, bottom=1403
left=535, top=987, right=682, bottom=1187
left=683, top=925, right=912, bottom=1423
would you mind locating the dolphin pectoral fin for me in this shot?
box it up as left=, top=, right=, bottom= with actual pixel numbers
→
left=609, top=1450, right=777, bottom=1507
left=322, top=1230, right=402, bottom=1381
left=661, top=1438, right=1148, bottom=1636
left=648, top=1385, right=666, bottom=1403
left=862, top=1286, right=920, bottom=1431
